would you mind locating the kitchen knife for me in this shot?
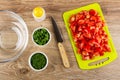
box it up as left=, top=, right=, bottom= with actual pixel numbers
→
left=50, top=16, right=70, bottom=68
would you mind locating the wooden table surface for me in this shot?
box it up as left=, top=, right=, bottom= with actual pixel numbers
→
left=0, top=0, right=120, bottom=80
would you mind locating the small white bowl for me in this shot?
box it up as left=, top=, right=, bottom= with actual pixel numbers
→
left=32, top=27, right=51, bottom=47
left=28, top=52, right=48, bottom=71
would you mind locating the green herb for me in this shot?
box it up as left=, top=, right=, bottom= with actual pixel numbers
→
left=33, top=28, right=50, bottom=45
left=31, top=53, right=47, bottom=69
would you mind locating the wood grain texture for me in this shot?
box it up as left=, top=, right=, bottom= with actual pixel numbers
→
left=0, top=0, right=120, bottom=80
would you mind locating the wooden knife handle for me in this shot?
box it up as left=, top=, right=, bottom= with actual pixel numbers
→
left=58, top=42, right=70, bottom=68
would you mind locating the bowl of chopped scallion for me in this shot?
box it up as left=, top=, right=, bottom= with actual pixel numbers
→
left=28, top=52, right=48, bottom=71
left=32, top=27, right=51, bottom=46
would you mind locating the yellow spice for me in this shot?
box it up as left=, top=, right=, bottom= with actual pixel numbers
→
left=33, top=7, right=44, bottom=17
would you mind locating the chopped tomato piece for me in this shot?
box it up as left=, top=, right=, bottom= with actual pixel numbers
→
left=69, top=15, right=76, bottom=23
left=89, top=9, right=97, bottom=16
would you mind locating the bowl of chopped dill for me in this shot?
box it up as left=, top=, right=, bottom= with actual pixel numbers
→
left=32, top=27, right=51, bottom=47
left=28, top=52, right=48, bottom=71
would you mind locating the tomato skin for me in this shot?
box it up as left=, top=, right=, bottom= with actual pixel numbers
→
left=89, top=9, right=97, bottom=16
left=90, top=16, right=97, bottom=22
left=82, top=55, right=90, bottom=60
left=69, top=9, right=111, bottom=60
left=78, top=19, right=85, bottom=25
left=76, top=13, right=85, bottom=21
left=88, top=21, right=95, bottom=26
left=69, top=15, right=76, bottom=23
left=70, top=25, right=76, bottom=32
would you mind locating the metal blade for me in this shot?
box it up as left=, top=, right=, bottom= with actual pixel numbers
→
left=50, top=16, right=63, bottom=42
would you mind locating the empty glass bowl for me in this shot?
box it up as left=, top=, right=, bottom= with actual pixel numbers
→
left=0, top=10, right=28, bottom=63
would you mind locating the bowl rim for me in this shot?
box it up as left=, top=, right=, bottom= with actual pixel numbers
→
left=32, top=26, right=51, bottom=47
left=28, top=51, right=48, bottom=71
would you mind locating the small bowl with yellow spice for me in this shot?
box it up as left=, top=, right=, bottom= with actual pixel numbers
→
left=32, top=6, right=46, bottom=22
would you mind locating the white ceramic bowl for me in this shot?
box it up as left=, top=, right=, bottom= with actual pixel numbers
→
left=28, top=52, right=48, bottom=71
left=32, top=27, right=51, bottom=47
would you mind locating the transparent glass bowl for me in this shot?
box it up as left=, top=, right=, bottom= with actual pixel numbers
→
left=0, top=10, right=28, bottom=63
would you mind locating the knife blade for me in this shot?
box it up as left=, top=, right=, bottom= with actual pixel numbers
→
left=50, top=16, right=70, bottom=68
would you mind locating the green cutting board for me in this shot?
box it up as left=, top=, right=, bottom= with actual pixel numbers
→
left=63, top=3, right=117, bottom=69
